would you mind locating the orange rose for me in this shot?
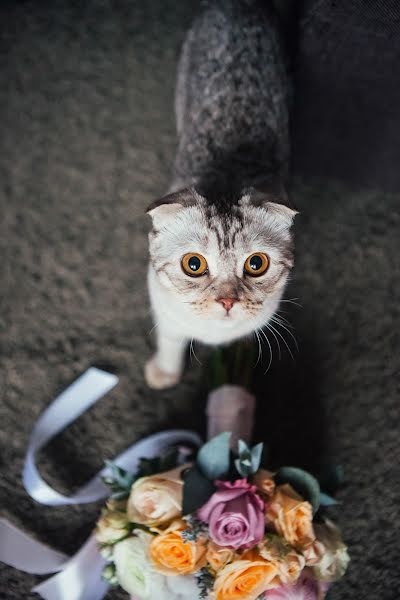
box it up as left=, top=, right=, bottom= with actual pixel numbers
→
left=214, top=551, right=279, bottom=600
left=206, top=541, right=236, bottom=572
left=266, top=484, right=315, bottom=549
left=253, top=469, right=276, bottom=498
left=149, top=519, right=207, bottom=575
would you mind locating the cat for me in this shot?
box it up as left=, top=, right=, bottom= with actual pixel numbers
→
left=145, top=0, right=296, bottom=389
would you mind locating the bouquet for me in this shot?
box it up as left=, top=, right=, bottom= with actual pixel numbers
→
left=95, top=432, right=349, bottom=600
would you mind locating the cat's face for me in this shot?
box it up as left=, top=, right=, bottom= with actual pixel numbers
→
left=147, top=188, right=296, bottom=340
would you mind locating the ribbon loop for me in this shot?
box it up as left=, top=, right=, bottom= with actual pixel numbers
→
left=0, top=368, right=202, bottom=599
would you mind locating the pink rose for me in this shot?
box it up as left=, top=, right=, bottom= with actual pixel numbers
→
left=197, top=479, right=265, bottom=550
left=264, top=570, right=329, bottom=600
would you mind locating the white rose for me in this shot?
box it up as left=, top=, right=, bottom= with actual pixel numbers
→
left=312, top=520, right=350, bottom=582
left=95, top=510, right=129, bottom=545
left=114, top=530, right=167, bottom=599
left=165, top=574, right=201, bottom=599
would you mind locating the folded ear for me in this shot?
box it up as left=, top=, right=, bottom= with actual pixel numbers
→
left=241, top=177, right=298, bottom=226
left=146, top=188, right=197, bottom=228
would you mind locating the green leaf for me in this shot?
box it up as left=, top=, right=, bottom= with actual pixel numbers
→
left=250, top=443, right=263, bottom=472
left=234, top=457, right=252, bottom=477
left=275, top=466, right=321, bottom=515
left=182, top=467, right=216, bottom=515
left=103, top=460, right=135, bottom=492
left=238, top=440, right=249, bottom=455
left=235, top=440, right=264, bottom=477
left=196, top=567, right=215, bottom=599
left=320, top=492, right=340, bottom=507
left=197, top=432, right=231, bottom=480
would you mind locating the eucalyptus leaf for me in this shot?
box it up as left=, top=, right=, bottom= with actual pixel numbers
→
left=250, top=442, right=263, bottom=472
left=238, top=440, right=249, bottom=455
left=275, top=466, right=321, bottom=515
left=103, top=460, right=135, bottom=490
left=182, top=467, right=216, bottom=515
left=234, top=457, right=253, bottom=478
left=235, top=440, right=264, bottom=477
left=197, top=432, right=231, bottom=480
left=320, top=492, right=340, bottom=507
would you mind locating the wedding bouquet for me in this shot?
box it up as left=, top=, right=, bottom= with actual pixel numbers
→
left=95, top=432, right=349, bottom=600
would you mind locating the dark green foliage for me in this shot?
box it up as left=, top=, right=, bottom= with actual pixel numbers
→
left=182, top=467, right=216, bottom=515
left=196, top=567, right=215, bottom=599
left=275, top=466, right=321, bottom=515
left=102, top=461, right=136, bottom=500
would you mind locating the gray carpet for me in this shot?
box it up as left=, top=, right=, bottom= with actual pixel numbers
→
left=0, top=1, right=399, bottom=599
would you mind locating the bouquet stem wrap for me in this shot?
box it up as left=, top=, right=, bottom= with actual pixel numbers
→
left=206, top=384, right=255, bottom=446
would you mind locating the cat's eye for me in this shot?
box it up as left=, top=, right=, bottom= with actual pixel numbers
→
left=244, top=253, right=269, bottom=277
left=181, top=253, right=208, bottom=277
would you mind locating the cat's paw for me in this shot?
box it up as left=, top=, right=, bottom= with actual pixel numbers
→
left=144, top=357, right=181, bottom=389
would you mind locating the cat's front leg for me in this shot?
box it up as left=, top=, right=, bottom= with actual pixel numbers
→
left=145, top=327, right=188, bottom=390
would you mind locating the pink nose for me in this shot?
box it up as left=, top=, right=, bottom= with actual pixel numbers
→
left=217, top=298, right=238, bottom=312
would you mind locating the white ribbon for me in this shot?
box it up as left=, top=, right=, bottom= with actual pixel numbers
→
left=0, top=367, right=202, bottom=599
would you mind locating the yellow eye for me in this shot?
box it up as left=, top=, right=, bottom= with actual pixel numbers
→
left=244, top=253, right=269, bottom=276
left=181, top=253, right=208, bottom=277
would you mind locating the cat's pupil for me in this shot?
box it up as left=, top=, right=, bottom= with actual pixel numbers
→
left=189, top=256, right=201, bottom=271
left=250, top=255, right=262, bottom=270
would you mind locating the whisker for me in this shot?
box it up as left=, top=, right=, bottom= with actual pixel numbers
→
left=254, top=330, right=263, bottom=367
left=270, top=316, right=299, bottom=352
left=148, top=322, right=159, bottom=335
left=265, top=322, right=281, bottom=360
left=281, top=298, right=302, bottom=308
left=190, top=338, right=202, bottom=366
left=257, top=327, right=273, bottom=374
left=274, top=312, right=295, bottom=330
left=263, top=322, right=295, bottom=362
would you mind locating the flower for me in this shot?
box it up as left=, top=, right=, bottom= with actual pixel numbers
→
left=259, top=536, right=305, bottom=585
left=127, top=464, right=188, bottom=527
left=279, top=550, right=306, bottom=584
left=264, top=570, right=329, bottom=600
left=266, top=484, right=315, bottom=549
left=113, top=530, right=167, bottom=599
left=149, top=519, right=207, bottom=575
left=165, top=574, right=201, bottom=599
left=303, top=541, right=326, bottom=566
left=206, top=541, right=236, bottom=572
left=214, top=552, right=279, bottom=600
left=253, top=469, right=276, bottom=497
left=198, top=479, right=265, bottom=550
left=311, top=520, right=350, bottom=582
left=95, top=505, right=130, bottom=545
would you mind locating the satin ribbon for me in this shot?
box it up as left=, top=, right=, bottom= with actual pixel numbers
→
left=0, top=367, right=202, bottom=599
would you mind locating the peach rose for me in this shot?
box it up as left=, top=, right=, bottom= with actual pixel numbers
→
left=253, top=469, right=276, bottom=498
left=214, top=551, right=279, bottom=600
left=303, top=540, right=326, bottom=566
left=95, top=501, right=130, bottom=545
left=311, top=520, right=350, bottom=582
left=259, top=536, right=305, bottom=585
left=206, top=541, right=236, bottom=572
left=127, top=464, right=188, bottom=527
left=149, top=519, right=207, bottom=575
left=279, top=549, right=306, bottom=584
left=266, top=484, right=315, bottom=549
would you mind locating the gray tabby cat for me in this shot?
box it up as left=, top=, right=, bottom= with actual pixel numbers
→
left=145, top=0, right=296, bottom=389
